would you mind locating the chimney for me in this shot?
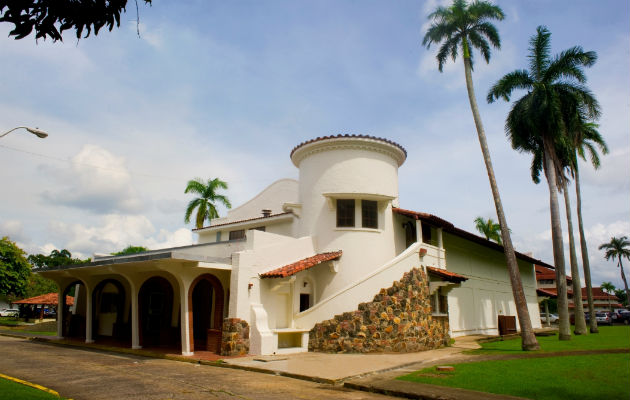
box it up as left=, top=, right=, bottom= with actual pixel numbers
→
left=262, top=209, right=272, bottom=217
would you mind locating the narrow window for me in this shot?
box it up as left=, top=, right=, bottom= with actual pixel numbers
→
left=438, top=293, right=448, bottom=314
left=252, top=226, right=266, bottom=232
left=229, top=229, right=245, bottom=240
left=361, top=200, right=378, bottom=228
left=215, top=231, right=222, bottom=242
left=299, top=294, right=310, bottom=312
left=336, top=199, right=355, bottom=227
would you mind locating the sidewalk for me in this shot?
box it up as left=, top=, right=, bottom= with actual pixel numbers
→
left=221, top=335, right=485, bottom=384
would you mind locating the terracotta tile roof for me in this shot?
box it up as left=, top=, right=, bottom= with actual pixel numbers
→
left=538, top=287, right=619, bottom=301
left=393, top=207, right=554, bottom=269
left=537, top=288, right=557, bottom=298
left=426, top=266, right=468, bottom=283
left=193, top=212, right=292, bottom=231
left=13, top=292, right=74, bottom=306
left=260, top=251, right=342, bottom=278
left=535, top=265, right=572, bottom=282
left=290, top=134, right=407, bottom=159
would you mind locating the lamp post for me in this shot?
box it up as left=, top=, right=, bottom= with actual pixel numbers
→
left=1, top=126, right=49, bottom=139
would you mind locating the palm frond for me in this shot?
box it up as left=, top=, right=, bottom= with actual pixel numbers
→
left=544, top=46, right=597, bottom=84
left=474, top=21, right=500, bottom=48
left=468, top=30, right=491, bottom=63
left=487, top=70, right=532, bottom=103
left=184, top=178, right=206, bottom=195
left=528, top=26, right=551, bottom=81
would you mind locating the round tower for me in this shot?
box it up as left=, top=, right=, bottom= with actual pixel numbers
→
left=290, top=134, right=407, bottom=293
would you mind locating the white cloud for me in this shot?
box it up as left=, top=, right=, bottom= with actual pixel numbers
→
left=47, top=214, right=193, bottom=258
left=0, top=220, right=26, bottom=242
left=41, top=145, right=143, bottom=214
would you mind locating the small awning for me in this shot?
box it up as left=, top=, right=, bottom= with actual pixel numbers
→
left=13, top=293, right=74, bottom=306
left=426, top=266, right=468, bottom=283
left=260, top=251, right=342, bottom=278
left=537, top=288, right=557, bottom=298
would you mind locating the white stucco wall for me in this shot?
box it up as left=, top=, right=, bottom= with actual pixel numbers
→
left=211, top=179, right=299, bottom=225
left=443, top=233, right=542, bottom=336
left=291, top=137, right=405, bottom=297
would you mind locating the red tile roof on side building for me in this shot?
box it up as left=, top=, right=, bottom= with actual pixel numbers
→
left=260, top=251, right=342, bottom=278
left=13, top=292, right=74, bottom=306
left=426, top=266, right=468, bottom=283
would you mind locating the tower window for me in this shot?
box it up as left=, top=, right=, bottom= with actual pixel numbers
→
left=361, top=200, right=378, bottom=228
left=336, top=199, right=355, bottom=227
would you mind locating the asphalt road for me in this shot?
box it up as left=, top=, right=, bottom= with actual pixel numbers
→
left=0, top=336, right=394, bottom=400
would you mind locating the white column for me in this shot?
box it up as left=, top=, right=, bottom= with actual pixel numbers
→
left=437, top=227, right=444, bottom=268
left=57, top=291, right=64, bottom=338
left=180, top=280, right=192, bottom=356
left=415, top=219, right=423, bottom=244
left=130, top=282, right=141, bottom=349
left=85, top=284, right=94, bottom=343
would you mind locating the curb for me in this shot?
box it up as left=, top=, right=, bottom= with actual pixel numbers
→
left=0, top=372, right=62, bottom=398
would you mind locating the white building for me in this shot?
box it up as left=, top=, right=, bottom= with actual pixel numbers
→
left=39, top=135, right=545, bottom=356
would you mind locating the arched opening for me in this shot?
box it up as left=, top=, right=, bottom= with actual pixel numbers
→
left=92, top=279, right=129, bottom=344
left=189, top=274, right=224, bottom=353
left=138, top=276, right=179, bottom=350
left=62, top=281, right=86, bottom=339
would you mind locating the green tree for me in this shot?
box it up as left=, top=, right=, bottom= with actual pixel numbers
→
left=0, top=0, right=152, bottom=41
left=599, top=236, right=630, bottom=306
left=474, top=216, right=502, bottom=244
left=27, top=249, right=86, bottom=297
left=184, top=177, right=232, bottom=229
left=487, top=26, right=599, bottom=341
left=111, top=245, right=149, bottom=256
left=567, top=118, right=608, bottom=333
left=422, top=0, right=539, bottom=350
left=613, top=289, right=627, bottom=307
left=600, top=281, right=616, bottom=311
left=0, top=237, right=31, bottom=298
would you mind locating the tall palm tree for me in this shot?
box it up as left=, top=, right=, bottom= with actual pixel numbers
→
left=423, top=0, right=539, bottom=350
left=567, top=115, right=608, bottom=333
left=487, top=26, right=599, bottom=340
left=474, top=216, right=502, bottom=244
left=599, top=237, right=630, bottom=306
left=599, top=281, right=616, bottom=312
left=184, top=178, right=232, bottom=229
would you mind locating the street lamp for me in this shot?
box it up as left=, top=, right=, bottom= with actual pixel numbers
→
left=1, top=126, right=49, bottom=139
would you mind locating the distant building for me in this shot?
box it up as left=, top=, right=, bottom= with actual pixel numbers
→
left=535, top=265, right=621, bottom=312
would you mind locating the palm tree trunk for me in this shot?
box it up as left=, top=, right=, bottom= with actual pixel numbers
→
left=542, top=143, right=571, bottom=340
left=618, top=259, right=630, bottom=306
left=574, top=160, right=598, bottom=333
left=463, top=56, right=539, bottom=350
left=563, top=181, right=586, bottom=335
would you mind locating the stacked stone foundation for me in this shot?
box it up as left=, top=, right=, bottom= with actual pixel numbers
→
left=221, top=318, right=250, bottom=356
left=308, top=267, right=450, bottom=353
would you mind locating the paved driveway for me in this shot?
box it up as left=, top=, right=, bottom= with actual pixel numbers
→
left=0, top=336, right=393, bottom=399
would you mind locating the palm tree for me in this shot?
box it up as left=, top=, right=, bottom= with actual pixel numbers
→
left=599, top=237, right=630, bottom=306
left=567, top=116, right=608, bottom=333
left=600, top=281, right=616, bottom=312
left=184, top=178, right=232, bottom=229
left=474, top=216, right=502, bottom=244
left=423, top=0, right=539, bottom=350
left=487, top=26, right=599, bottom=340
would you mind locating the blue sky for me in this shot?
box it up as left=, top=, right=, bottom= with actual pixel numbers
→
left=0, top=0, right=628, bottom=289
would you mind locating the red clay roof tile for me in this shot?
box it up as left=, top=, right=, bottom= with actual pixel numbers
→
left=13, top=292, right=74, bottom=306
left=290, top=134, right=407, bottom=159
left=426, top=266, right=468, bottom=283
left=260, top=251, right=342, bottom=278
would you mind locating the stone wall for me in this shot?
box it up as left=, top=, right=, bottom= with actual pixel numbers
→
left=308, top=267, right=450, bottom=353
left=221, top=318, right=250, bottom=356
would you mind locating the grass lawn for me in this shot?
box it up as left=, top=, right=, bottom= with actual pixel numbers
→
left=398, top=353, right=629, bottom=400
left=0, top=377, right=63, bottom=400
left=0, top=317, right=22, bottom=326
left=472, top=325, right=630, bottom=353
